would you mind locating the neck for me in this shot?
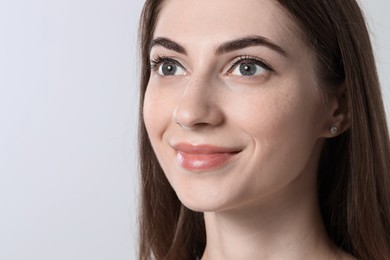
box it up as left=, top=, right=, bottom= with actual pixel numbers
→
left=201, top=160, right=338, bottom=260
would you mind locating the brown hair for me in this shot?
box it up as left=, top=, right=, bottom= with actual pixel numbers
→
left=137, top=0, right=390, bottom=259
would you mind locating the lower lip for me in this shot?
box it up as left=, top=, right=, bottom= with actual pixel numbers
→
left=176, top=151, right=236, bottom=171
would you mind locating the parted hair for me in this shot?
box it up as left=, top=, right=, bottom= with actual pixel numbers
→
left=138, top=0, right=390, bottom=259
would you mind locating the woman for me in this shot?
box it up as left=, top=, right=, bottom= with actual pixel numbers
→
left=138, top=0, right=390, bottom=259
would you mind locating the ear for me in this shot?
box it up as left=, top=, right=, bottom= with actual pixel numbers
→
left=320, top=84, right=350, bottom=138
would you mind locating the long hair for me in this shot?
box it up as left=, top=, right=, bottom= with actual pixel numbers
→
left=137, top=1, right=390, bottom=259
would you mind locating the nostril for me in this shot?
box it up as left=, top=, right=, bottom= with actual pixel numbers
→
left=174, top=120, right=193, bottom=130
left=173, top=102, right=223, bottom=129
left=173, top=108, right=206, bottom=129
left=172, top=87, right=225, bottom=128
left=175, top=120, right=210, bottom=130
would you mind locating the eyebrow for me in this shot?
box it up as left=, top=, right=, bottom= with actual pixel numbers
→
left=216, top=36, right=287, bottom=56
left=150, top=37, right=187, bottom=54
left=149, top=36, right=287, bottom=57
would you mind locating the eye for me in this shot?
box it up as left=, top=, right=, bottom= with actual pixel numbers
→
left=150, top=57, right=186, bottom=76
left=158, top=62, right=186, bottom=76
left=228, top=57, right=273, bottom=77
left=232, top=62, right=265, bottom=76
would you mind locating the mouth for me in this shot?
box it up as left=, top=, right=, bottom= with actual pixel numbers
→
left=173, top=143, right=241, bottom=172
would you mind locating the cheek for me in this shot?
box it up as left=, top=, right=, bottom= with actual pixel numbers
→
left=143, top=86, right=171, bottom=175
left=228, top=91, right=321, bottom=139
left=143, top=85, right=173, bottom=140
left=228, top=85, right=324, bottom=172
left=248, top=79, right=322, bottom=134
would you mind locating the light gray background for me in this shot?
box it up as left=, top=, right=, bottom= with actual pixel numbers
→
left=0, top=0, right=388, bottom=259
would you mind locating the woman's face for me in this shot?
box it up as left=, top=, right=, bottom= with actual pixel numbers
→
left=144, top=0, right=335, bottom=212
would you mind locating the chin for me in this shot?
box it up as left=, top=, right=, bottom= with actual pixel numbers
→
left=175, top=188, right=236, bottom=213
left=180, top=200, right=223, bottom=213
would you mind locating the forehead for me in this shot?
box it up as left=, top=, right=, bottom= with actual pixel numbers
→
left=154, top=0, right=302, bottom=50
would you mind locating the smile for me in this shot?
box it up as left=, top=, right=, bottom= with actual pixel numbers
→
left=173, top=143, right=241, bottom=172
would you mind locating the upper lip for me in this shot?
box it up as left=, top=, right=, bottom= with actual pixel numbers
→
left=173, top=143, right=242, bottom=154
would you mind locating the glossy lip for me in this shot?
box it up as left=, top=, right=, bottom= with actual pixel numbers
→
left=173, top=143, right=242, bottom=172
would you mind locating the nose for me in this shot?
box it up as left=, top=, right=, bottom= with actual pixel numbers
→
left=173, top=77, right=224, bottom=129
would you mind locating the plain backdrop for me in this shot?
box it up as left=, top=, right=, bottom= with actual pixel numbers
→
left=0, top=0, right=388, bottom=259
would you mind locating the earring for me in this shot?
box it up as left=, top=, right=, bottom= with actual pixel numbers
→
left=330, top=126, right=338, bottom=135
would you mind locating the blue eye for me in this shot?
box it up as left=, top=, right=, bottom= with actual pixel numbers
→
left=150, top=56, right=186, bottom=76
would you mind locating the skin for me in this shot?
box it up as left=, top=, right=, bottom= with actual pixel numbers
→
left=143, top=0, right=351, bottom=259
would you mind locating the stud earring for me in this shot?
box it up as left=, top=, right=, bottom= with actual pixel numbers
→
left=330, top=126, right=338, bottom=135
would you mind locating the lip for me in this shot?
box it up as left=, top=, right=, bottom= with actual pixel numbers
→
left=173, top=143, right=241, bottom=172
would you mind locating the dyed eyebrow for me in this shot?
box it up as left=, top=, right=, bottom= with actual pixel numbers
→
left=149, top=36, right=287, bottom=56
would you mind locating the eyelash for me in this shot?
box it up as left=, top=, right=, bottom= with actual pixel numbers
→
left=150, top=55, right=183, bottom=72
left=149, top=54, right=274, bottom=75
left=227, top=55, right=274, bottom=74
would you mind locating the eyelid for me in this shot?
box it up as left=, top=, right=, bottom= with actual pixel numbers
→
left=226, top=55, right=274, bottom=74
left=149, top=54, right=274, bottom=76
left=150, top=55, right=186, bottom=72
